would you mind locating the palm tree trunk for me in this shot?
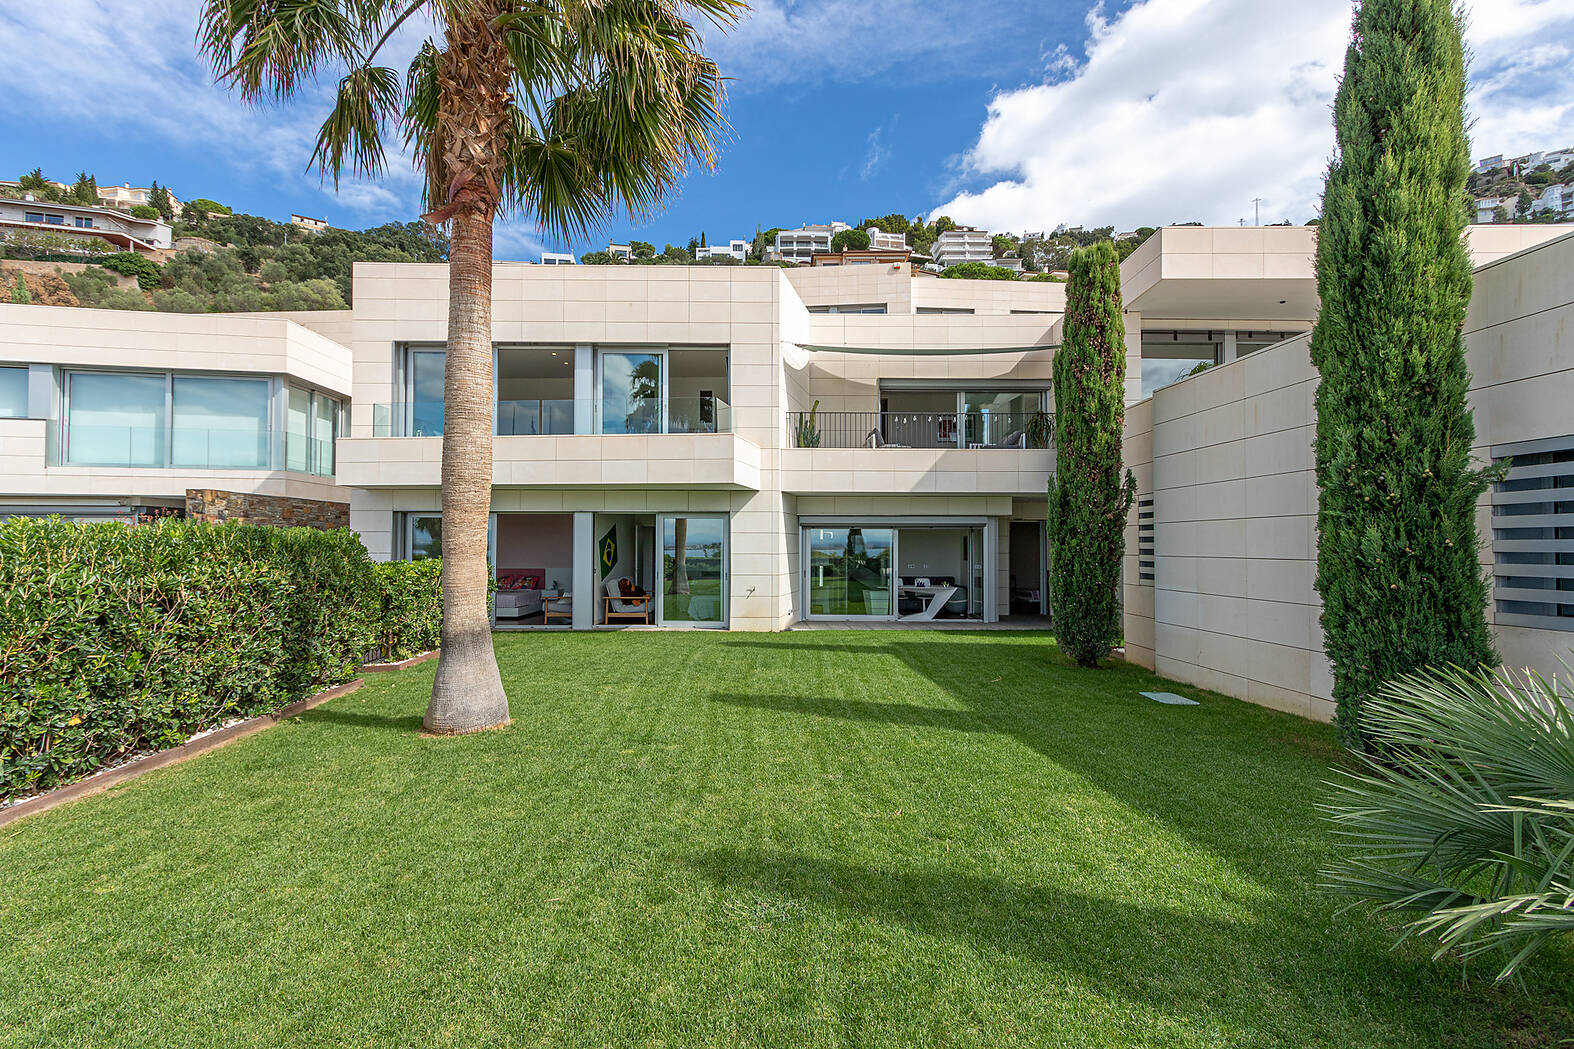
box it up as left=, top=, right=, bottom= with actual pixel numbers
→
left=424, top=2, right=512, bottom=734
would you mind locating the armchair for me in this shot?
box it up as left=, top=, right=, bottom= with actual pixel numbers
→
left=601, top=577, right=652, bottom=624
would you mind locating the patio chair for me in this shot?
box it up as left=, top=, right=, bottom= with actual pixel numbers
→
left=864, top=428, right=909, bottom=449
left=991, top=430, right=1027, bottom=449
left=601, top=577, right=652, bottom=624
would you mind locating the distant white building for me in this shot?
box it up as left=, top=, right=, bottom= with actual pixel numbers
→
left=1474, top=195, right=1516, bottom=223
left=291, top=214, right=329, bottom=234
left=0, top=197, right=173, bottom=254
left=770, top=222, right=849, bottom=264
left=865, top=227, right=907, bottom=251
left=696, top=239, right=749, bottom=263
left=0, top=179, right=184, bottom=216
left=932, top=226, right=994, bottom=269
left=606, top=243, right=632, bottom=261
left=540, top=252, right=577, bottom=266
left=1531, top=183, right=1574, bottom=216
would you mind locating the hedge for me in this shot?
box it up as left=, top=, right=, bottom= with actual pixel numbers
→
left=371, top=559, right=443, bottom=663
left=0, top=517, right=440, bottom=799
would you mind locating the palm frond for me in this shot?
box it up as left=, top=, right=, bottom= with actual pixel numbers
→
left=1320, top=662, right=1574, bottom=980
left=198, top=0, right=365, bottom=101
left=312, top=65, right=402, bottom=183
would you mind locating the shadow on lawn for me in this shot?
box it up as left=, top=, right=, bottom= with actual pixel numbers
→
left=709, top=693, right=993, bottom=734
left=685, top=846, right=1574, bottom=1046
left=718, top=635, right=1328, bottom=886
left=298, top=707, right=424, bottom=733
left=686, top=846, right=1357, bottom=1039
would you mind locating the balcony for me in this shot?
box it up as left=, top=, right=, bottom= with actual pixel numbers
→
left=43, top=422, right=335, bottom=475
left=363, top=396, right=733, bottom=438
left=788, top=410, right=1053, bottom=450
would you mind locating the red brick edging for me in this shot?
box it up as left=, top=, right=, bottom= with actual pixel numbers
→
left=362, top=649, right=440, bottom=672
left=0, top=678, right=365, bottom=830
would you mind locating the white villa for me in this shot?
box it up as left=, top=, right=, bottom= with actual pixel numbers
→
left=2, top=222, right=1571, bottom=723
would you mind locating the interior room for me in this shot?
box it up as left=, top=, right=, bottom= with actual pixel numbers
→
left=1008, top=520, right=1047, bottom=616
left=802, top=523, right=984, bottom=621
left=496, top=345, right=575, bottom=435
left=666, top=347, right=729, bottom=434
left=593, top=513, right=658, bottom=624
left=493, top=513, right=575, bottom=628
left=894, top=526, right=984, bottom=620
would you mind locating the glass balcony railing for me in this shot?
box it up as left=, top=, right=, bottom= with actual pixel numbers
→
left=45, top=423, right=336, bottom=475
left=787, top=410, right=1054, bottom=450
left=364, top=396, right=732, bottom=437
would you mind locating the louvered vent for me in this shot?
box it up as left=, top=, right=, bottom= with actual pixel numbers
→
left=1137, top=496, right=1155, bottom=584
left=1491, top=435, right=1574, bottom=632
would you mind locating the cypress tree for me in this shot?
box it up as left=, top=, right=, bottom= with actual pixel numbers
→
left=1312, top=0, right=1497, bottom=748
left=1048, top=240, right=1135, bottom=667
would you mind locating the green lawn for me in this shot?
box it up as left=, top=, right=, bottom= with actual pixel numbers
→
left=3, top=631, right=1570, bottom=1048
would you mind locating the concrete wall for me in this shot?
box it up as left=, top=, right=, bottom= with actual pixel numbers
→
left=1124, top=230, right=1574, bottom=721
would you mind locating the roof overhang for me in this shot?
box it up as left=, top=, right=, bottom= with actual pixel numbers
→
left=794, top=343, right=1057, bottom=356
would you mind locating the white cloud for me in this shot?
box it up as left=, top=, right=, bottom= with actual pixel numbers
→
left=705, top=0, right=1030, bottom=90
left=0, top=0, right=432, bottom=219
left=932, top=0, right=1574, bottom=233
left=860, top=124, right=889, bottom=180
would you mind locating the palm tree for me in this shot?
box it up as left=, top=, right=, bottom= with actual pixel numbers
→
left=198, top=0, right=741, bottom=733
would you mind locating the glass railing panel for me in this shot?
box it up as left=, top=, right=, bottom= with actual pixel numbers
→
left=45, top=424, right=336, bottom=473
left=666, top=396, right=732, bottom=435
left=786, top=411, right=1055, bottom=450
left=359, top=397, right=733, bottom=436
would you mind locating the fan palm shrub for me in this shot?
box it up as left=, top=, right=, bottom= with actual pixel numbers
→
left=197, top=0, right=742, bottom=733
left=1321, top=664, right=1574, bottom=980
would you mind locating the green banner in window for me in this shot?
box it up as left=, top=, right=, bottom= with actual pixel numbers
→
left=599, top=527, right=618, bottom=579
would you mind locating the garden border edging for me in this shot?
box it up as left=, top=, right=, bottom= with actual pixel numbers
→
left=0, top=678, right=364, bottom=829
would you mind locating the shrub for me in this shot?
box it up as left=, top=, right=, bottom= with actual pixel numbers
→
left=372, top=559, right=444, bottom=662
left=0, top=517, right=377, bottom=799
left=831, top=228, right=870, bottom=253
left=129, top=204, right=160, bottom=219
left=1311, top=0, right=1497, bottom=748
left=939, top=261, right=1019, bottom=281
left=1321, top=664, right=1574, bottom=981
left=1048, top=241, right=1135, bottom=667
left=97, top=251, right=162, bottom=290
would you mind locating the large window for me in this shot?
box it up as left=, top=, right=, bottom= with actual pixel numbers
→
left=410, top=515, right=443, bottom=560
left=171, top=375, right=271, bottom=468
left=0, top=367, right=27, bottom=418
left=806, top=526, right=894, bottom=616
left=662, top=515, right=726, bottom=625
left=286, top=386, right=339, bottom=475
left=63, top=370, right=313, bottom=470
left=65, top=372, right=166, bottom=467
left=409, top=348, right=446, bottom=437
left=599, top=350, right=662, bottom=435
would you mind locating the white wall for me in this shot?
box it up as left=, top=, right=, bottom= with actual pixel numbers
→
left=1124, top=231, right=1574, bottom=721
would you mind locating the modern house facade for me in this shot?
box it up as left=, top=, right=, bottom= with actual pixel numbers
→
left=770, top=223, right=850, bottom=264
left=336, top=260, right=1071, bottom=630
left=1120, top=223, right=1574, bottom=721
left=696, top=239, right=749, bottom=262
left=5, top=222, right=1573, bottom=722
left=931, top=226, right=994, bottom=268
left=0, top=304, right=351, bottom=524
left=0, top=199, right=173, bottom=254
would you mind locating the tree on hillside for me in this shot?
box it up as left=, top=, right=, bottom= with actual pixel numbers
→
left=1516, top=188, right=1534, bottom=216
left=1311, top=0, right=1497, bottom=749
left=830, top=228, right=869, bottom=253
left=70, top=172, right=98, bottom=206
left=200, top=0, right=740, bottom=734
left=150, top=181, right=174, bottom=222
left=1048, top=241, right=1135, bottom=667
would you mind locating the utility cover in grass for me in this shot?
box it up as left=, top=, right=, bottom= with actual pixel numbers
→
left=1140, top=691, right=1199, bottom=706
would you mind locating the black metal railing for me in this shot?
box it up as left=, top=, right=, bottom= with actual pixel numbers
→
left=788, top=411, right=1053, bottom=450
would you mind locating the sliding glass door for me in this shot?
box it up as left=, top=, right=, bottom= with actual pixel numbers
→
left=805, top=526, right=894, bottom=617
left=660, top=515, right=727, bottom=626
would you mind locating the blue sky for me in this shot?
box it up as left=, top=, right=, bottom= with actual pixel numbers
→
left=2, top=0, right=1571, bottom=260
